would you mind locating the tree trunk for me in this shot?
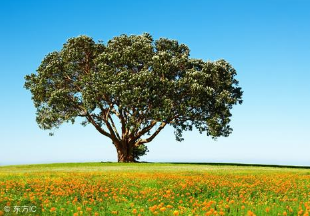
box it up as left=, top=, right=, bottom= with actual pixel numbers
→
left=116, top=143, right=135, bottom=162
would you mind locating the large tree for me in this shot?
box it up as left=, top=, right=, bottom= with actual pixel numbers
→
left=24, top=33, right=243, bottom=162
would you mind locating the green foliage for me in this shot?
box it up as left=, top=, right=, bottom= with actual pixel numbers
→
left=24, top=33, right=243, bottom=161
left=133, top=144, right=149, bottom=161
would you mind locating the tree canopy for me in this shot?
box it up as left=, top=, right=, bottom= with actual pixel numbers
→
left=24, top=33, right=243, bottom=162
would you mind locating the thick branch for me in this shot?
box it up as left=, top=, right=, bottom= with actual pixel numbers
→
left=129, top=120, right=157, bottom=144
left=77, top=104, right=112, bottom=139
left=85, top=114, right=111, bottom=138
left=120, top=108, right=129, bottom=138
left=137, top=122, right=167, bottom=145
left=99, top=106, right=121, bottom=144
left=97, top=99, right=127, bottom=143
left=112, top=107, right=127, bottom=139
left=108, top=114, right=121, bottom=140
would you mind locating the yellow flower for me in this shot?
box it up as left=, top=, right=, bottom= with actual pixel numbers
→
left=160, top=207, right=166, bottom=212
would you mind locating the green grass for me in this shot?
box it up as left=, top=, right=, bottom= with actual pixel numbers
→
left=1, top=162, right=309, bottom=173
left=0, top=163, right=310, bottom=216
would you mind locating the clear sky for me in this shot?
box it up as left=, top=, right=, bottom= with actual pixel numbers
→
left=1, top=0, right=309, bottom=166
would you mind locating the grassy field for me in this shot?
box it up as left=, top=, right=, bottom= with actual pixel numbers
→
left=0, top=163, right=310, bottom=216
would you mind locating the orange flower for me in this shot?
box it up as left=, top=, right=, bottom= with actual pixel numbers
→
left=173, top=210, right=179, bottom=215
left=205, top=211, right=212, bottom=216
left=160, top=207, right=166, bottom=212
left=247, top=210, right=255, bottom=216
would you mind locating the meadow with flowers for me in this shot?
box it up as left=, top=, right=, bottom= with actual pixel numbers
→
left=0, top=163, right=310, bottom=216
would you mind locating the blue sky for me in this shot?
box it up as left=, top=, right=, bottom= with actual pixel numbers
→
left=0, top=0, right=309, bottom=166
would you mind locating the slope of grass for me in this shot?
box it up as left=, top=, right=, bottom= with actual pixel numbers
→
left=1, top=162, right=309, bottom=173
